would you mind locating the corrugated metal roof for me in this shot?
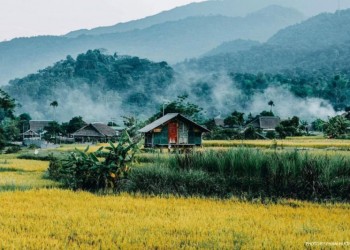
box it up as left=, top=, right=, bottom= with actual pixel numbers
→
left=139, top=113, right=210, bottom=133
left=139, top=113, right=179, bottom=133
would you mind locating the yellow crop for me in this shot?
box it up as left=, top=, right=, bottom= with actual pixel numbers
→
left=204, top=137, right=350, bottom=149
left=53, top=143, right=111, bottom=152
left=0, top=159, right=59, bottom=190
left=0, top=189, right=349, bottom=249
left=0, top=159, right=49, bottom=172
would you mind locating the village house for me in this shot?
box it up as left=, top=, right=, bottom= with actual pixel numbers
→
left=22, top=120, right=53, bottom=139
left=248, top=116, right=281, bottom=131
left=72, top=123, right=118, bottom=142
left=138, top=113, right=209, bottom=148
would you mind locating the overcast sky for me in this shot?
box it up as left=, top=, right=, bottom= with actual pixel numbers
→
left=0, top=0, right=205, bottom=41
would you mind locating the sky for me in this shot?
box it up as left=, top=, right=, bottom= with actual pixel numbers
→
left=0, top=0, right=205, bottom=41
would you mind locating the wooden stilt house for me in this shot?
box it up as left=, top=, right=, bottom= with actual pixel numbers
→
left=139, top=113, right=209, bottom=148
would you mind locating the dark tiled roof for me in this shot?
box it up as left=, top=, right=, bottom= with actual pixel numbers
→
left=91, top=123, right=117, bottom=136
left=22, top=129, right=39, bottom=136
left=72, top=123, right=116, bottom=137
left=29, top=120, right=53, bottom=133
left=248, top=116, right=280, bottom=130
left=139, top=113, right=210, bottom=133
left=259, top=117, right=281, bottom=130
left=214, top=118, right=225, bottom=127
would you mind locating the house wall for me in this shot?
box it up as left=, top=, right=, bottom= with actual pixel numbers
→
left=189, top=126, right=202, bottom=145
left=143, top=118, right=205, bottom=147
left=153, top=125, right=168, bottom=145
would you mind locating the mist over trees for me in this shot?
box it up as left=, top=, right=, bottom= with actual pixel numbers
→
left=2, top=4, right=350, bottom=123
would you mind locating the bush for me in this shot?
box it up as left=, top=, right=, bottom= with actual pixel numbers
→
left=124, top=149, right=350, bottom=201
left=4, top=145, right=21, bottom=154
left=48, top=132, right=139, bottom=191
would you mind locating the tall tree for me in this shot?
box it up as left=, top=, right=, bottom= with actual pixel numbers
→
left=268, top=100, right=275, bottom=112
left=50, top=101, right=58, bottom=121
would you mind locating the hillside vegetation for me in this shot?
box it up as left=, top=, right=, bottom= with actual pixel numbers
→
left=5, top=50, right=174, bottom=121
left=0, top=5, right=303, bottom=84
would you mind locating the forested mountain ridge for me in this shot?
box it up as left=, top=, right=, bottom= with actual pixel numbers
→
left=183, top=9, right=350, bottom=75
left=268, top=9, right=350, bottom=49
left=5, top=50, right=175, bottom=121
left=65, top=0, right=350, bottom=38
left=202, top=39, right=261, bottom=57
left=0, top=5, right=303, bottom=85
left=5, top=49, right=348, bottom=123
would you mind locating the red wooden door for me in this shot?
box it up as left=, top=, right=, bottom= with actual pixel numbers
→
left=168, top=122, right=178, bottom=144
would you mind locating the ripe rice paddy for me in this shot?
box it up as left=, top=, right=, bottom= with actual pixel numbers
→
left=0, top=189, right=349, bottom=249
left=203, top=137, right=350, bottom=149
left=0, top=137, right=349, bottom=249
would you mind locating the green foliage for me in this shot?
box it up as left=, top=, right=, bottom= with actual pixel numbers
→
left=43, top=121, right=62, bottom=142
left=6, top=50, right=174, bottom=119
left=148, top=95, right=204, bottom=123
left=204, top=128, right=242, bottom=140
left=260, top=110, right=274, bottom=117
left=48, top=131, right=139, bottom=191
left=125, top=149, right=350, bottom=201
left=323, top=115, right=350, bottom=138
left=122, top=116, right=140, bottom=138
left=224, top=111, right=244, bottom=127
left=275, top=116, right=302, bottom=139
left=0, top=89, right=17, bottom=150
left=17, top=113, right=31, bottom=135
left=4, top=145, right=21, bottom=154
left=311, top=119, right=325, bottom=132
left=0, top=88, right=16, bottom=121
left=244, top=126, right=259, bottom=140
left=65, top=116, right=86, bottom=134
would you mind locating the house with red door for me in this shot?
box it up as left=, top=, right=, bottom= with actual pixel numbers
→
left=139, top=113, right=209, bottom=148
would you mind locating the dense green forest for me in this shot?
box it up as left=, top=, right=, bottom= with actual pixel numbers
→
left=5, top=50, right=174, bottom=121
left=5, top=48, right=349, bottom=123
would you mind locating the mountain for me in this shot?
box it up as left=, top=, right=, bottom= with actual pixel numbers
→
left=267, top=9, right=350, bottom=50
left=182, top=9, right=350, bottom=74
left=65, top=0, right=350, bottom=38
left=0, top=5, right=303, bottom=85
left=6, top=49, right=347, bottom=122
left=5, top=50, right=175, bottom=122
left=203, top=39, right=260, bottom=57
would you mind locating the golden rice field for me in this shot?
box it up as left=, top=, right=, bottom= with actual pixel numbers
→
left=0, top=189, right=349, bottom=249
left=0, top=159, right=59, bottom=191
left=52, top=143, right=110, bottom=152
left=1, top=142, right=350, bottom=249
left=203, top=137, right=350, bottom=149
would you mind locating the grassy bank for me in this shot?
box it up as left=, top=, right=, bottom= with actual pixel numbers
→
left=126, top=148, right=350, bottom=201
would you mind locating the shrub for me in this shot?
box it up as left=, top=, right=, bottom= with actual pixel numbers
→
left=4, top=145, right=21, bottom=154
left=125, top=149, right=350, bottom=201
left=48, top=132, right=139, bottom=191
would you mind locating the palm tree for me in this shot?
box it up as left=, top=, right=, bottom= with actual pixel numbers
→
left=268, top=100, right=275, bottom=112
left=50, top=101, right=58, bottom=121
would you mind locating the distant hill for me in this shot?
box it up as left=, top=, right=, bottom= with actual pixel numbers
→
left=7, top=49, right=348, bottom=122
left=182, top=9, right=350, bottom=74
left=4, top=50, right=175, bottom=121
left=65, top=0, right=350, bottom=38
left=267, top=9, right=350, bottom=50
left=0, top=5, right=303, bottom=85
left=203, top=39, right=260, bottom=57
